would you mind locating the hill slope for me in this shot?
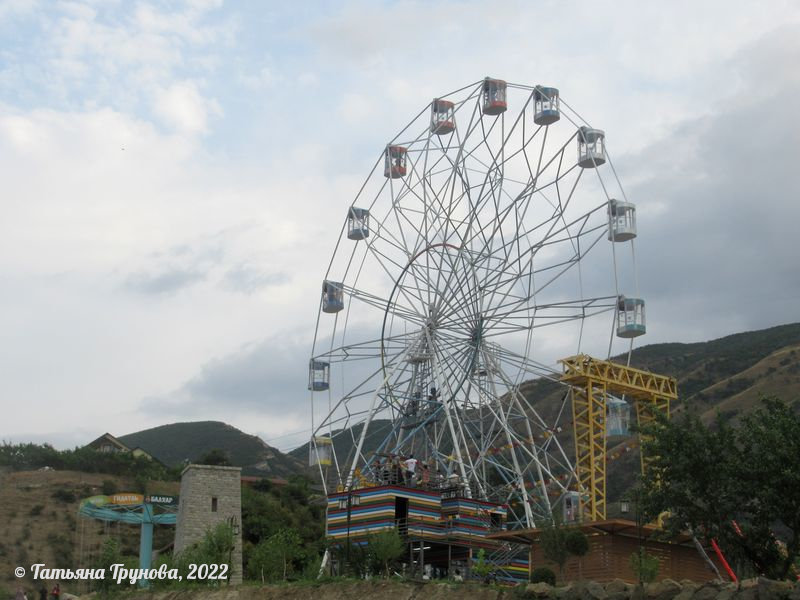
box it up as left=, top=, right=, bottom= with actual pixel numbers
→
left=119, top=421, right=304, bottom=478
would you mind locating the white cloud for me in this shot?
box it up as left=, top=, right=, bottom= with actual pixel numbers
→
left=153, top=80, right=221, bottom=134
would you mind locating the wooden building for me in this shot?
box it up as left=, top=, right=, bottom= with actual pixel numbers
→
left=490, top=519, right=725, bottom=584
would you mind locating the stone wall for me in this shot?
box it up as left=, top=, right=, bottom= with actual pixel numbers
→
left=80, top=577, right=800, bottom=600
left=174, top=464, right=243, bottom=584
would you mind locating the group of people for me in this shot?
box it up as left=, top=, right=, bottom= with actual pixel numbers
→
left=15, top=584, right=59, bottom=600
left=373, top=454, right=466, bottom=491
left=404, top=386, right=442, bottom=419
left=374, top=454, right=425, bottom=486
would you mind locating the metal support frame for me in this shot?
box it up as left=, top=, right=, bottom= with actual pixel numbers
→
left=570, top=378, right=608, bottom=521
left=560, top=354, right=677, bottom=521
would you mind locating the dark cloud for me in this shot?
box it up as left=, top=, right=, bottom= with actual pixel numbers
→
left=141, top=330, right=310, bottom=415
left=616, top=26, right=800, bottom=341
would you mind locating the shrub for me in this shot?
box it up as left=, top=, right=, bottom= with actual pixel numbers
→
left=102, top=479, right=117, bottom=495
left=29, top=504, right=44, bottom=516
left=630, top=551, right=660, bottom=583
left=366, top=529, right=404, bottom=578
left=530, top=566, right=556, bottom=585
left=247, top=529, right=303, bottom=582
left=51, top=488, right=77, bottom=503
left=471, top=548, right=494, bottom=581
left=513, top=584, right=537, bottom=599
left=47, top=533, right=74, bottom=569
left=174, top=522, right=235, bottom=585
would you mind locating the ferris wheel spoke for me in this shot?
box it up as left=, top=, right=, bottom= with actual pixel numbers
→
left=479, top=226, right=608, bottom=325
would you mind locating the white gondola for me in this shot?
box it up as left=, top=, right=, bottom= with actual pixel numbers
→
left=607, top=397, right=631, bottom=436
left=616, top=296, right=646, bottom=338
left=322, top=280, right=344, bottom=313
left=482, top=78, right=507, bottom=115
left=563, top=490, right=581, bottom=523
left=430, top=99, right=455, bottom=135
left=534, top=86, right=560, bottom=125
left=308, top=360, right=330, bottom=391
left=384, top=145, right=408, bottom=178
left=607, top=199, right=637, bottom=242
left=309, top=436, right=333, bottom=466
left=577, top=126, right=606, bottom=168
left=347, top=207, right=370, bottom=240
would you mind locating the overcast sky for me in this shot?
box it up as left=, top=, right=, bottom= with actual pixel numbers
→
left=1, top=0, right=799, bottom=453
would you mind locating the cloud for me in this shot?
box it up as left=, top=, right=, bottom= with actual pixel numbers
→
left=222, top=263, right=289, bottom=294
left=621, top=25, right=800, bottom=341
left=124, top=266, right=207, bottom=295
left=140, top=330, right=312, bottom=429
left=153, top=80, right=221, bottom=134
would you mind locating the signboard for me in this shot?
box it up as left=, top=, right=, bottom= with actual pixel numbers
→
left=80, top=495, right=110, bottom=508
left=145, top=494, right=178, bottom=506
left=110, top=493, right=144, bottom=505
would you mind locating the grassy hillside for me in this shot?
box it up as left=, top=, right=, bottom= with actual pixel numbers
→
left=0, top=469, right=178, bottom=596
left=119, top=421, right=304, bottom=478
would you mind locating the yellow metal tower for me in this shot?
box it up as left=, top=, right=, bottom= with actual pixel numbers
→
left=559, top=354, right=677, bottom=521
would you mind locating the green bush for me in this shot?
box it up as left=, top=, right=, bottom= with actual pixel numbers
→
left=102, top=479, right=117, bottom=495
left=513, top=584, right=537, bottom=600
left=366, top=529, right=404, bottom=577
left=47, top=533, right=74, bottom=569
left=630, top=551, right=660, bottom=583
left=471, top=548, right=494, bottom=580
left=0, top=442, right=174, bottom=481
left=247, top=528, right=303, bottom=582
left=93, top=538, right=125, bottom=593
left=52, top=488, right=77, bottom=503
left=530, top=566, right=556, bottom=585
left=174, top=522, right=235, bottom=585
left=29, top=504, right=44, bottom=516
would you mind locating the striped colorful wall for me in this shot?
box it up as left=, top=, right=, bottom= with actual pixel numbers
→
left=440, top=497, right=507, bottom=547
left=326, top=485, right=442, bottom=540
left=326, top=486, right=511, bottom=547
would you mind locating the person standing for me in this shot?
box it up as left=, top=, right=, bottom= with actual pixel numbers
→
left=38, top=585, right=47, bottom=600
left=403, top=454, right=418, bottom=486
left=50, top=583, right=60, bottom=600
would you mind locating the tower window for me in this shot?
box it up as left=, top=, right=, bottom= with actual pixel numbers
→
left=211, top=497, right=218, bottom=512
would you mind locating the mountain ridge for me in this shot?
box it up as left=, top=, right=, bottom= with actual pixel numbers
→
left=118, top=420, right=304, bottom=478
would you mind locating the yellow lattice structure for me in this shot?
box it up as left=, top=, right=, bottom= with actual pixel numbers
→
left=559, top=354, right=677, bottom=522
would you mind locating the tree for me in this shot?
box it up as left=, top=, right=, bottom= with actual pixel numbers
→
left=737, top=398, right=800, bottom=579
left=196, top=448, right=232, bottom=466
left=639, top=396, right=800, bottom=580
left=366, top=529, right=405, bottom=578
left=248, top=529, right=303, bottom=582
left=539, top=516, right=570, bottom=579
left=564, top=529, right=589, bottom=579
left=175, top=522, right=235, bottom=584
left=471, top=548, right=495, bottom=582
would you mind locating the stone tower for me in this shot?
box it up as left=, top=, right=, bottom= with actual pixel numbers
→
left=174, top=464, right=243, bottom=584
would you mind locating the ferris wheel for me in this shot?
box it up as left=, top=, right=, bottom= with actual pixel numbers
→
left=307, top=78, right=644, bottom=528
